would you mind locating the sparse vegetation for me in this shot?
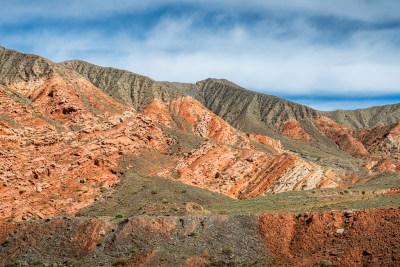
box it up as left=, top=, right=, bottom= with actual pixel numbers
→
left=222, top=247, right=233, bottom=256
left=189, top=231, right=198, bottom=237
left=2, top=239, right=10, bottom=247
left=113, top=258, right=128, bottom=266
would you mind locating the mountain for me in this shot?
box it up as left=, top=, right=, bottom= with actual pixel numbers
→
left=1, top=46, right=400, bottom=266
left=0, top=46, right=359, bottom=221
left=61, top=58, right=366, bottom=199
left=61, top=60, right=185, bottom=111
left=62, top=56, right=400, bottom=184
left=64, top=61, right=400, bottom=177
left=323, top=103, right=400, bottom=129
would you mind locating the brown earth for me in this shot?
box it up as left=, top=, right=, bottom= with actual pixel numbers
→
left=1, top=207, right=399, bottom=266
left=259, top=207, right=400, bottom=266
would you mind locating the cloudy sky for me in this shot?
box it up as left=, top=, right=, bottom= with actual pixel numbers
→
left=1, top=0, right=400, bottom=110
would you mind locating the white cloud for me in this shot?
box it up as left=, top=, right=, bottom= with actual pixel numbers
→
left=1, top=1, right=400, bottom=111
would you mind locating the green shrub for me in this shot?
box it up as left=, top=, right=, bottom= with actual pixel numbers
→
left=222, top=247, right=233, bottom=255
left=2, top=239, right=9, bottom=247
left=189, top=231, right=198, bottom=237
left=113, top=258, right=128, bottom=266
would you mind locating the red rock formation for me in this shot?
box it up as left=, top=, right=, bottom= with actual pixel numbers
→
left=281, top=120, right=314, bottom=143
left=247, top=133, right=283, bottom=153
left=357, top=122, right=400, bottom=164
left=0, top=73, right=175, bottom=221
left=3, top=54, right=400, bottom=222
left=143, top=99, right=173, bottom=127
left=156, top=140, right=348, bottom=198
left=317, top=117, right=370, bottom=158
left=258, top=207, right=400, bottom=266
left=317, top=116, right=400, bottom=174
left=170, top=96, right=251, bottom=148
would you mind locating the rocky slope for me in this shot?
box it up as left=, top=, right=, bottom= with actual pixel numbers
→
left=61, top=60, right=184, bottom=111
left=323, top=103, right=400, bottom=130
left=161, top=79, right=400, bottom=177
left=60, top=55, right=363, bottom=200
left=0, top=46, right=398, bottom=212
left=0, top=46, right=364, bottom=222
left=63, top=59, right=400, bottom=178
left=0, top=47, right=176, bottom=220
left=1, top=207, right=400, bottom=266
left=62, top=59, right=400, bottom=167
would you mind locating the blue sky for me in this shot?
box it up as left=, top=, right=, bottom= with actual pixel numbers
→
left=1, top=0, right=400, bottom=111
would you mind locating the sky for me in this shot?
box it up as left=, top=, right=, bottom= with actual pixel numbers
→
left=1, top=0, right=400, bottom=111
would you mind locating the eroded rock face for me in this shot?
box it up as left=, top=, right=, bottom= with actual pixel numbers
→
left=281, top=120, right=314, bottom=143
left=358, top=122, right=400, bottom=165
left=0, top=217, right=110, bottom=265
left=317, top=117, right=370, bottom=158
left=247, top=133, right=283, bottom=153
left=1, top=207, right=400, bottom=266
left=317, top=116, right=400, bottom=170
left=0, top=72, right=175, bottom=221
left=142, top=96, right=350, bottom=198
left=170, top=96, right=252, bottom=148
left=258, top=207, right=400, bottom=266
left=156, top=140, right=350, bottom=198
left=2, top=46, right=400, bottom=222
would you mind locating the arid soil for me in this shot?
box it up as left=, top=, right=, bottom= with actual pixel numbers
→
left=1, top=207, right=399, bottom=266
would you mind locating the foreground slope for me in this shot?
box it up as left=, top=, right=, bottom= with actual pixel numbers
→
left=1, top=207, right=400, bottom=266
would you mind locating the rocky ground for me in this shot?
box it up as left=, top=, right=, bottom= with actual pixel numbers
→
left=1, top=207, right=400, bottom=266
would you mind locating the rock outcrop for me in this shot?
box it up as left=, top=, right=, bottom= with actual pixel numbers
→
left=0, top=48, right=176, bottom=221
